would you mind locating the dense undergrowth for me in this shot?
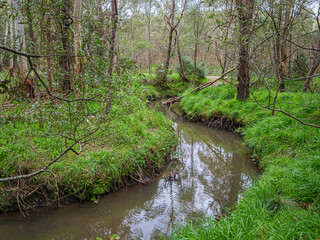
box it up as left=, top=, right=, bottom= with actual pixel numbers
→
left=0, top=79, right=177, bottom=212
left=167, top=83, right=320, bottom=239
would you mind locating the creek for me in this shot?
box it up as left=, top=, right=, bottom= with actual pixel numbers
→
left=0, top=104, right=259, bottom=239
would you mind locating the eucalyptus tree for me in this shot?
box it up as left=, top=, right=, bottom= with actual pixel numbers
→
left=74, top=0, right=83, bottom=74
left=186, top=1, right=208, bottom=88
left=301, top=2, right=320, bottom=93
left=162, top=0, right=187, bottom=86
left=235, top=0, right=255, bottom=101
left=4, top=0, right=27, bottom=75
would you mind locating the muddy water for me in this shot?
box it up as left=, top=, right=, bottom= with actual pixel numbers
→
left=0, top=104, right=258, bottom=240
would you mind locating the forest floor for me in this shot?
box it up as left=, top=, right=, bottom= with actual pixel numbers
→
left=163, top=83, right=320, bottom=239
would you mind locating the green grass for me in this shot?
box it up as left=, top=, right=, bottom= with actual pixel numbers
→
left=0, top=79, right=177, bottom=212
left=167, top=84, right=320, bottom=239
left=140, top=71, right=209, bottom=100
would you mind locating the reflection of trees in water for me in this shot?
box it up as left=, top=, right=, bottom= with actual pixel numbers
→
left=197, top=142, right=247, bottom=212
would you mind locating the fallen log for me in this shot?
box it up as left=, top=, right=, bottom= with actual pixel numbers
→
left=162, top=65, right=238, bottom=105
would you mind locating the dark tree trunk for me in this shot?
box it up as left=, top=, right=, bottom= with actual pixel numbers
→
left=162, top=0, right=176, bottom=85
left=59, top=0, right=72, bottom=94
left=236, top=0, right=254, bottom=101
left=237, top=44, right=250, bottom=100
left=176, top=31, right=189, bottom=83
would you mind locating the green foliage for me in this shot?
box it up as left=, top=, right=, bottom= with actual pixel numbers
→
left=170, top=84, right=320, bottom=239
left=292, top=50, right=310, bottom=77
left=0, top=74, right=178, bottom=211
left=176, top=56, right=206, bottom=80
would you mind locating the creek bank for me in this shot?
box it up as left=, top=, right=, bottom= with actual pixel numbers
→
left=180, top=111, right=243, bottom=131
left=167, top=84, right=320, bottom=239
left=0, top=102, right=258, bottom=240
left=0, top=105, right=178, bottom=214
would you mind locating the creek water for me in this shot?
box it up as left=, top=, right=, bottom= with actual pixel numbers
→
left=0, top=104, right=259, bottom=240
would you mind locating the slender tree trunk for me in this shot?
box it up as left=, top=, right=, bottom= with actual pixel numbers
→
left=176, top=30, right=189, bottom=82
left=148, top=0, right=152, bottom=74
left=59, top=0, right=72, bottom=93
left=74, top=0, right=83, bottom=74
left=108, top=0, right=118, bottom=77
left=193, top=43, right=198, bottom=89
left=162, top=0, right=176, bottom=85
left=302, top=37, right=320, bottom=93
left=279, top=3, right=291, bottom=92
left=45, top=14, right=52, bottom=90
left=104, top=0, right=118, bottom=115
left=236, top=0, right=254, bottom=101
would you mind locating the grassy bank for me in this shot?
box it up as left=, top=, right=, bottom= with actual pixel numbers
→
left=0, top=86, right=177, bottom=212
left=168, top=84, right=320, bottom=239
left=141, top=73, right=209, bottom=100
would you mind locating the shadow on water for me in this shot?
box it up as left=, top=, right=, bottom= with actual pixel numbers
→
left=0, top=103, right=259, bottom=240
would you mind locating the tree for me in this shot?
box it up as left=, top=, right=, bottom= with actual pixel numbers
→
left=108, top=0, right=118, bottom=77
left=188, top=2, right=207, bottom=88
left=162, top=0, right=187, bottom=86
left=58, top=0, right=73, bottom=93
left=74, top=0, right=83, bottom=74
left=236, top=0, right=254, bottom=101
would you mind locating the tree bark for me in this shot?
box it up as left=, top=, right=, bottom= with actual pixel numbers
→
left=279, top=3, right=292, bottom=92
left=236, top=0, right=254, bottom=101
left=74, top=0, right=83, bottom=74
left=147, top=0, right=152, bottom=74
left=176, top=29, right=189, bottom=82
left=59, top=0, right=72, bottom=93
left=193, top=43, right=198, bottom=89
left=108, top=0, right=118, bottom=77
left=162, top=0, right=176, bottom=85
left=45, top=14, right=52, bottom=90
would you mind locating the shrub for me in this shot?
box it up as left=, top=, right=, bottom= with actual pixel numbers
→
left=176, top=56, right=206, bottom=80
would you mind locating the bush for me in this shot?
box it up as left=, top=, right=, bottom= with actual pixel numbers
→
left=292, top=51, right=309, bottom=77
left=176, top=56, right=206, bottom=79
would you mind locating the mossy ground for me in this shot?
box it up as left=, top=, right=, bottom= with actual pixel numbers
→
left=166, top=82, right=320, bottom=239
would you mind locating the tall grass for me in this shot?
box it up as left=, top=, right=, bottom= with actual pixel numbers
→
left=0, top=80, right=178, bottom=212
left=168, top=84, right=320, bottom=239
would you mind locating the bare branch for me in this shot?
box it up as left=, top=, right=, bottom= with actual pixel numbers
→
left=249, top=90, right=320, bottom=128
left=162, top=65, right=239, bottom=105
left=285, top=73, right=320, bottom=81
left=0, top=141, right=79, bottom=182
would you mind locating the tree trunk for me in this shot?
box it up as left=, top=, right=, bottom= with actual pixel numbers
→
left=45, top=14, right=52, bottom=90
left=302, top=37, right=320, bottom=93
left=59, top=0, right=72, bottom=93
left=279, top=3, right=292, bottom=92
left=162, top=0, right=176, bottom=85
left=148, top=0, right=152, bottom=74
left=236, top=0, right=254, bottom=101
left=193, top=43, right=198, bottom=89
left=176, top=30, right=189, bottom=83
left=74, top=0, right=83, bottom=74
left=108, top=0, right=118, bottom=77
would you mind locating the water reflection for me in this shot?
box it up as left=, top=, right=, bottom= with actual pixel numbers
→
left=0, top=104, right=258, bottom=240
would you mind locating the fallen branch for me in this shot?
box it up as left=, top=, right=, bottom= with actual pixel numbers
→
left=162, top=65, right=238, bottom=105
